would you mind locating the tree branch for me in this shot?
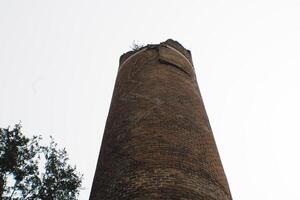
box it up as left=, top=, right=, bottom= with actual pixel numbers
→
left=9, top=180, right=18, bottom=200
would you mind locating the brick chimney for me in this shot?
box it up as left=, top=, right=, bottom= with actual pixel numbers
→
left=89, top=39, right=232, bottom=199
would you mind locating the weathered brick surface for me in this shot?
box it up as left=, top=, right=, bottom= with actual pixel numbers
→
left=90, top=39, right=232, bottom=199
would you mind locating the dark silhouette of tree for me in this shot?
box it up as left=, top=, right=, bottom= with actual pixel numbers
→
left=0, top=123, right=82, bottom=200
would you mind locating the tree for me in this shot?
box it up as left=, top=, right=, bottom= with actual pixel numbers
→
left=0, top=123, right=82, bottom=200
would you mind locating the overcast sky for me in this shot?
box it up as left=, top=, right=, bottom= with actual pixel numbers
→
left=1, top=0, right=300, bottom=199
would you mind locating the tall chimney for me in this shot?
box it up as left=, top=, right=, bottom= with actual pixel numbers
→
left=90, top=39, right=232, bottom=199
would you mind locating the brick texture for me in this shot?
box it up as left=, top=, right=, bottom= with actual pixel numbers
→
left=89, top=39, right=232, bottom=200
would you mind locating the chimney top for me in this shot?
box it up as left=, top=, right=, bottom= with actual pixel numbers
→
left=119, top=39, right=192, bottom=67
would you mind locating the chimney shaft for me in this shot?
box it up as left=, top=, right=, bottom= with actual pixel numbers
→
left=90, top=39, right=232, bottom=199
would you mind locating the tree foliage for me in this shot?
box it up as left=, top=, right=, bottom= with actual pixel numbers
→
left=0, top=124, right=82, bottom=200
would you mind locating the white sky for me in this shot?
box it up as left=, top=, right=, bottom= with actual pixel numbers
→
left=1, top=0, right=300, bottom=199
